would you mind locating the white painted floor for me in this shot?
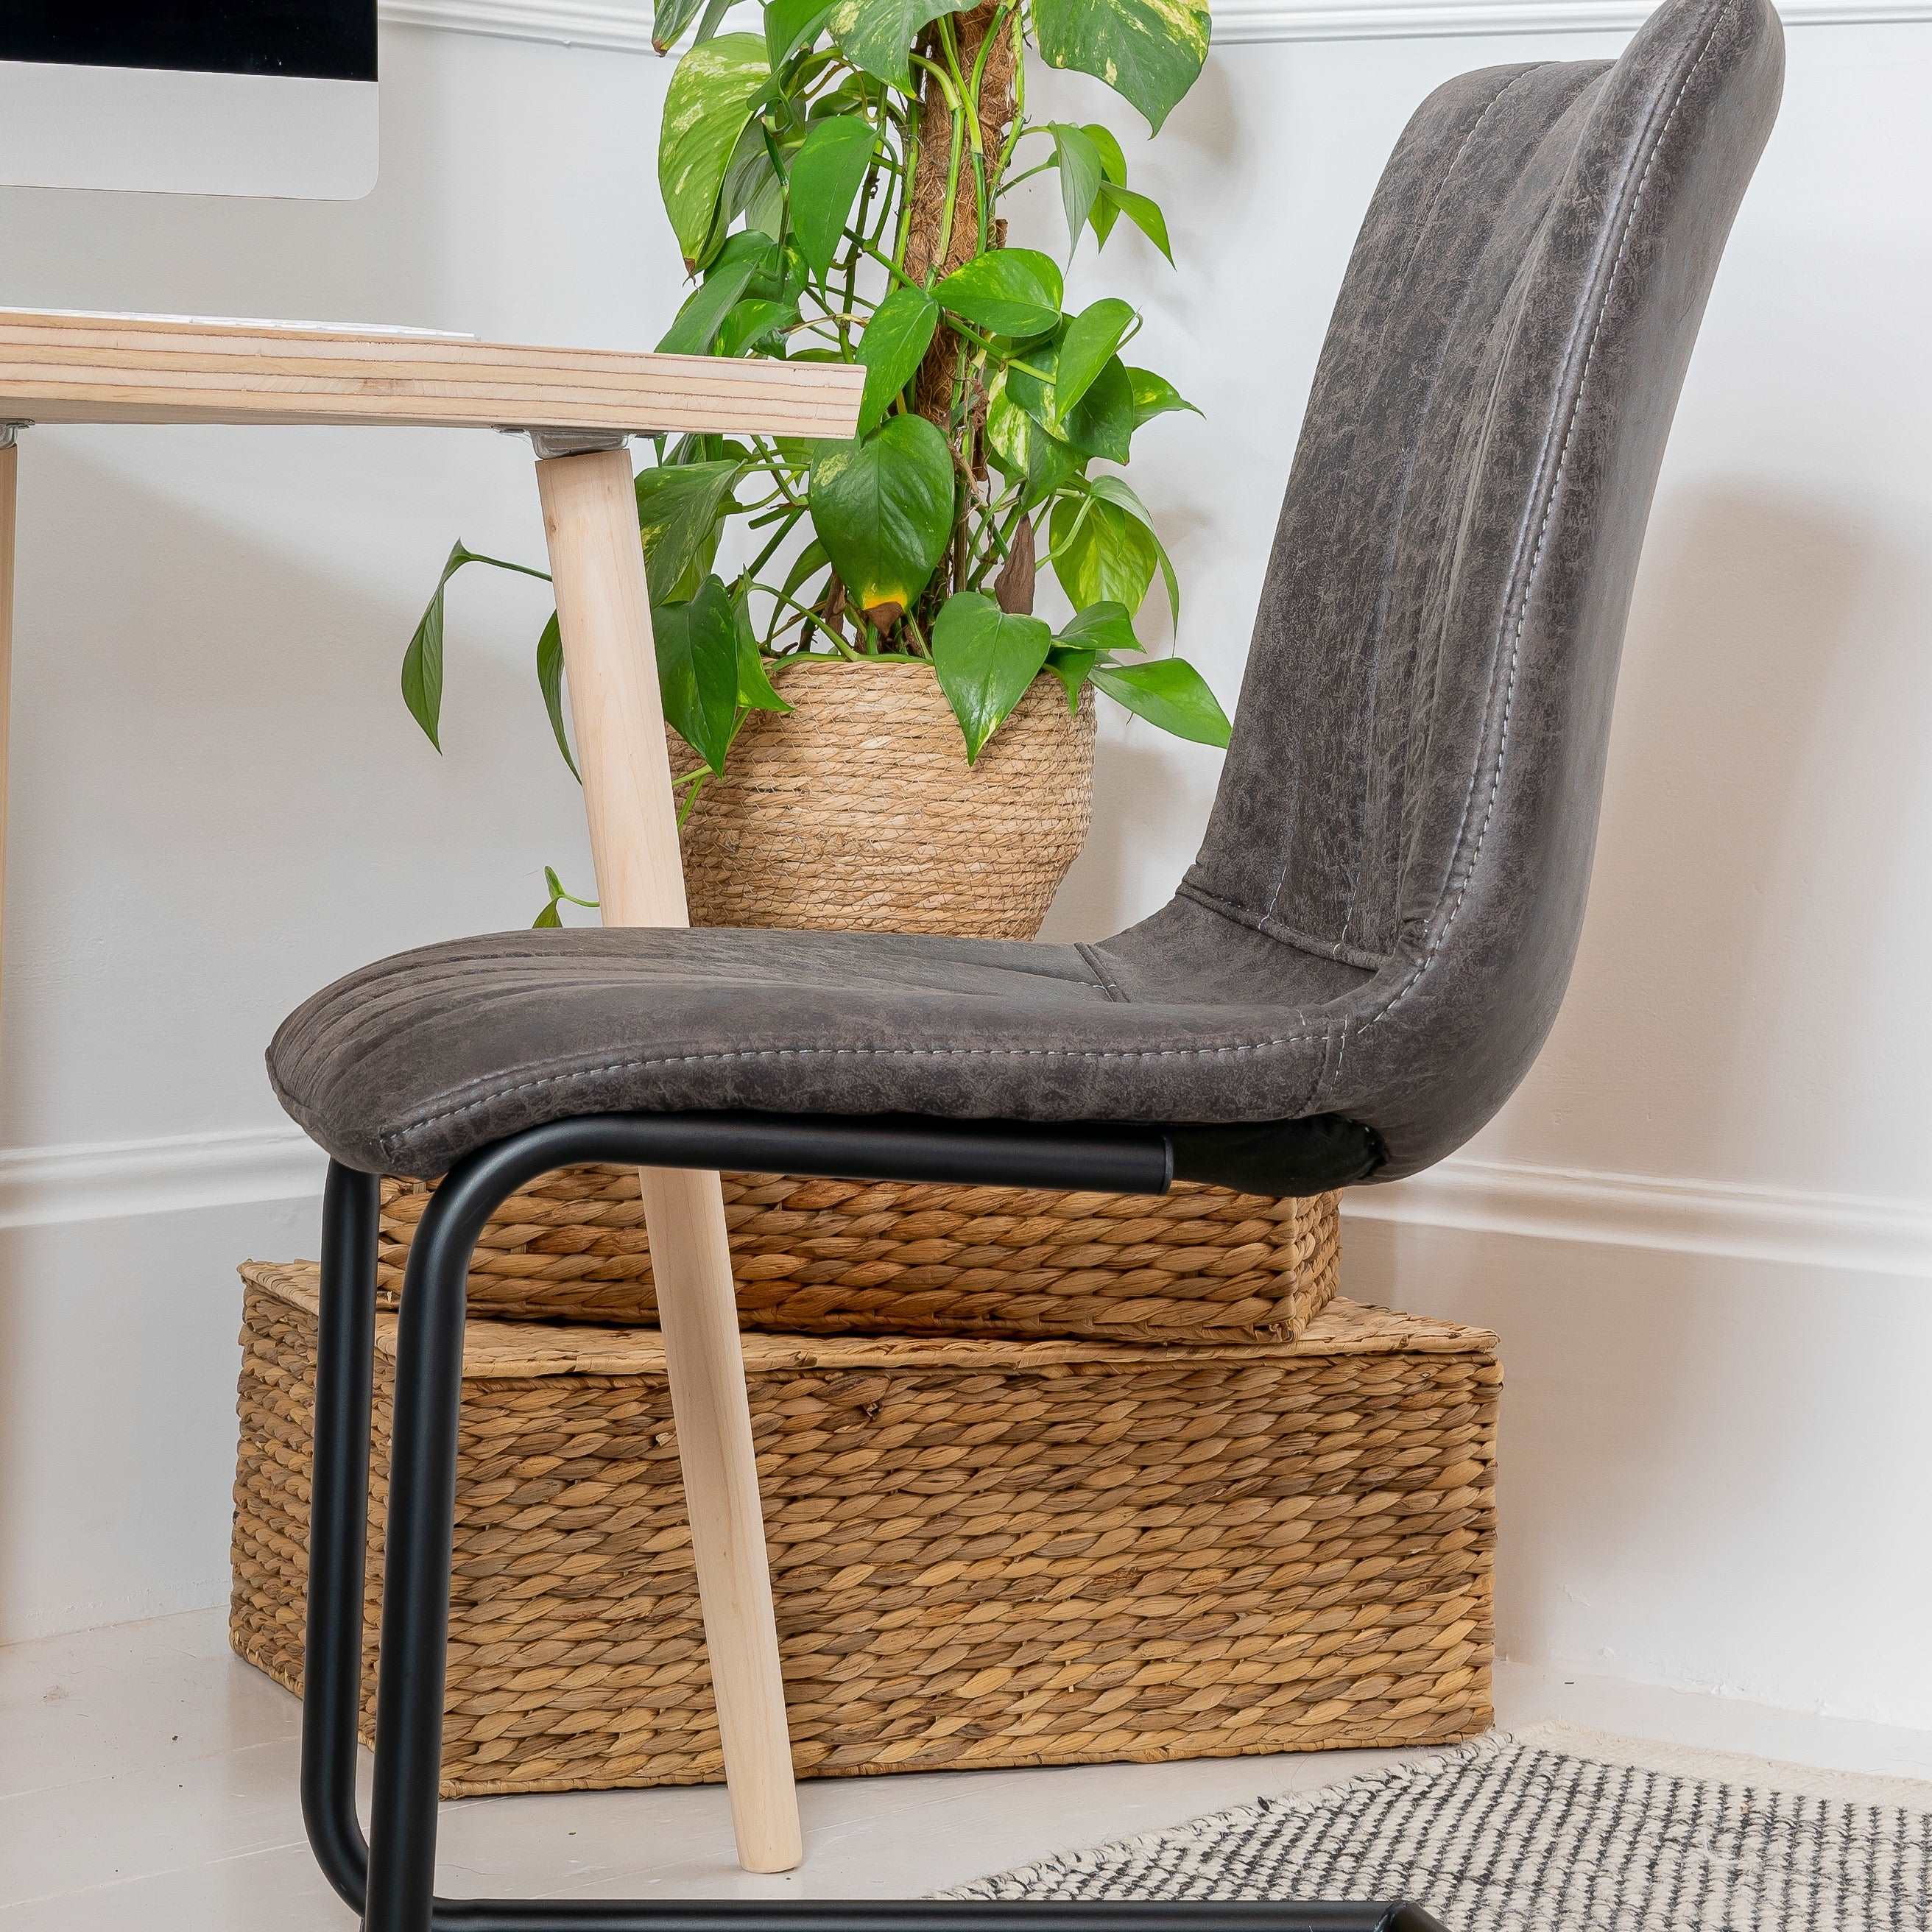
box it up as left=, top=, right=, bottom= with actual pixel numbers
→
left=5, top=1609, right=1931, bottom=1929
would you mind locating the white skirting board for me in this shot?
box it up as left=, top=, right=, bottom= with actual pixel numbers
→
left=2, top=1123, right=1924, bottom=1278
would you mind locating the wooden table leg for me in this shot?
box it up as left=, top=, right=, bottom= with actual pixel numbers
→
left=534, top=444, right=803, bottom=1877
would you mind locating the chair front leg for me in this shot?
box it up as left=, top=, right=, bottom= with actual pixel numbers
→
left=303, top=1163, right=380, bottom=1911
left=363, top=1157, right=476, bottom=1932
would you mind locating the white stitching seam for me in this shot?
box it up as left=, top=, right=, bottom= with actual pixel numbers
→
left=1328, top=63, right=1551, bottom=956
left=1263, top=64, right=1538, bottom=931
left=383, top=5, right=1734, bottom=1157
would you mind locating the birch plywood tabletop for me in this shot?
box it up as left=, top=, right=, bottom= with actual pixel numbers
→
left=0, top=307, right=864, bottom=439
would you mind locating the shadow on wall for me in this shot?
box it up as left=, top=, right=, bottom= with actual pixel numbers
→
left=1037, top=738, right=1221, bottom=944
left=1514, top=482, right=1912, bottom=1184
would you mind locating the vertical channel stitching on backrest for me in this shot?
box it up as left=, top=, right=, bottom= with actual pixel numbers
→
left=1183, top=58, right=1615, bottom=964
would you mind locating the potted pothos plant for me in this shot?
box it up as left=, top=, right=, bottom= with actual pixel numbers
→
left=403, top=0, right=1223, bottom=933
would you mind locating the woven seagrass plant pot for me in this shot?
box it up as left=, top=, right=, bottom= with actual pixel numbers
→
left=672, top=658, right=1096, bottom=939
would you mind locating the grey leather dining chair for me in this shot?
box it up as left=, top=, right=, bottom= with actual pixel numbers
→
left=268, top=0, right=1782, bottom=1925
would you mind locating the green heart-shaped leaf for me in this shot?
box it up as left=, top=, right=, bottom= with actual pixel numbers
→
left=656, top=234, right=775, bottom=354
left=1049, top=493, right=1159, bottom=616
left=1090, top=656, right=1230, bottom=746
left=400, top=540, right=473, bottom=752
left=658, top=35, right=771, bottom=267
left=1032, top=0, right=1210, bottom=133
left=808, top=414, right=954, bottom=621
left=933, top=590, right=1055, bottom=762
left=1057, top=298, right=1137, bottom=414
left=1062, top=353, right=1135, bottom=463
left=1044, top=645, right=1098, bottom=710
left=652, top=575, right=741, bottom=772
left=733, top=589, right=792, bottom=712
left=401, top=542, right=554, bottom=752
left=715, top=295, right=795, bottom=358
left=718, top=120, right=783, bottom=238
left=1096, top=181, right=1174, bottom=263
left=1085, top=122, right=1127, bottom=184
left=1127, top=364, right=1201, bottom=429
left=1090, top=472, right=1181, bottom=622
left=934, top=248, right=1064, bottom=339
left=854, top=284, right=939, bottom=433
left=984, top=382, right=1082, bottom=507
left=1045, top=122, right=1104, bottom=255
left=1057, top=601, right=1142, bottom=655
left=535, top=613, right=579, bottom=779
left=765, top=0, right=836, bottom=64
left=788, top=113, right=877, bottom=278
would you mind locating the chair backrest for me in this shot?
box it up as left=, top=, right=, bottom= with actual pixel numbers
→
left=1185, top=0, right=1783, bottom=1177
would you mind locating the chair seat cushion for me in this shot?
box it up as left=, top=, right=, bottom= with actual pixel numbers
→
left=269, top=923, right=1351, bottom=1178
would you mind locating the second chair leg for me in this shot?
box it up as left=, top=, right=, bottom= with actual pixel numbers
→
left=362, top=1166, right=474, bottom=1932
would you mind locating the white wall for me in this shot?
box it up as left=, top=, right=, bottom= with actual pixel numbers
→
left=1, top=5, right=1928, bottom=1732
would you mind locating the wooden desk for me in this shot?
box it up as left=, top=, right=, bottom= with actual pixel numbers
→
left=0, top=308, right=864, bottom=1876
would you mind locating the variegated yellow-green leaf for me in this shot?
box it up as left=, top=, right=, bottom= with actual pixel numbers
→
left=635, top=458, right=747, bottom=603
left=934, top=248, right=1063, bottom=339
left=827, top=0, right=975, bottom=90
left=984, top=378, right=1083, bottom=507
left=1032, top=0, right=1210, bottom=134
left=658, top=34, right=770, bottom=267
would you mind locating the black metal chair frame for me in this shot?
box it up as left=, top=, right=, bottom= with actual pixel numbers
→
left=305, top=1113, right=1447, bottom=1932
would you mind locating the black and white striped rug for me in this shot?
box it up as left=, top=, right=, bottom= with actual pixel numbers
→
left=946, top=1726, right=1932, bottom=1929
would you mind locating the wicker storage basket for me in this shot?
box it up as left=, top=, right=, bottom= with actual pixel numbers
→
left=231, top=1259, right=1497, bottom=1798
left=376, top=1167, right=1341, bottom=1345
left=673, top=660, right=1094, bottom=939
